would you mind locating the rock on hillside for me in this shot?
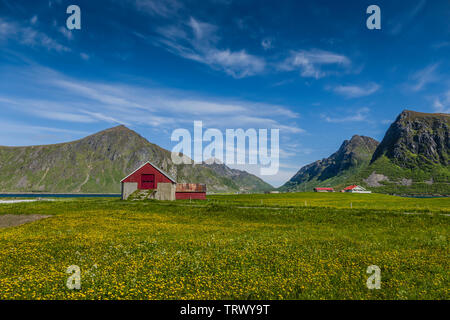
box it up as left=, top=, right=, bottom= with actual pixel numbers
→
left=371, top=110, right=449, bottom=168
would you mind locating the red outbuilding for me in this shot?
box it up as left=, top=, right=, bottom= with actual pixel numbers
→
left=176, top=183, right=207, bottom=200
left=314, top=187, right=335, bottom=192
left=120, top=161, right=206, bottom=200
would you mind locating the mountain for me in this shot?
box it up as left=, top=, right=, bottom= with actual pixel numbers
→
left=356, top=110, right=450, bottom=194
left=202, top=162, right=274, bottom=193
left=0, top=125, right=272, bottom=193
left=282, top=110, right=450, bottom=195
left=280, top=135, right=379, bottom=191
left=371, top=110, right=449, bottom=167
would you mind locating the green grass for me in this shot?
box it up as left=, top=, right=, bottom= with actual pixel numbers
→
left=209, top=192, right=450, bottom=213
left=354, top=156, right=450, bottom=195
left=0, top=193, right=448, bottom=299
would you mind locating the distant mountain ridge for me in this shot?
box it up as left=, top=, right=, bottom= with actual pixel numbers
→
left=358, top=110, right=450, bottom=194
left=0, top=125, right=273, bottom=193
left=203, top=162, right=274, bottom=193
left=280, top=135, right=379, bottom=191
left=282, top=110, right=450, bottom=195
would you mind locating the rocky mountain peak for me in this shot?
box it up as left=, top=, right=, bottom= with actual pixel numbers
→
left=281, top=134, right=379, bottom=190
left=340, top=135, right=379, bottom=155
left=371, top=110, right=449, bottom=167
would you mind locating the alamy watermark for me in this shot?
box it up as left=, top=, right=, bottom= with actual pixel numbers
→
left=66, top=5, right=81, bottom=30
left=66, top=265, right=81, bottom=290
left=366, top=5, right=381, bottom=30
left=63, top=5, right=379, bottom=32
left=366, top=265, right=381, bottom=290
left=170, top=121, right=279, bottom=175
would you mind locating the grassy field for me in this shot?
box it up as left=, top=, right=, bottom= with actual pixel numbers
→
left=210, top=192, right=450, bottom=212
left=0, top=193, right=448, bottom=300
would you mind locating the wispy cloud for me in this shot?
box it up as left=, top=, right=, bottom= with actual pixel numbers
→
left=331, top=83, right=380, bottom=98
left=322, top=107, right=371, bottom=123
left=0, top=119, right=89, bottom=146
left=261, top=38, right=273, bottom=50
left=128, top=7, right=355, bottom=80
left=432, top=90, right=450, bottom=113
left=154, top=17, right=265, bottom=78
left=0, top=65, right=303, bottom=134
left=277, top=49, right=351, bottom=79
left=30, top=15, right=38, bottom=25
left=80, top=53, right=90, bottom=60
left=58, top=26, right=73, bottom=40
left=390, top=0, right=427, bottom=35
left=0, top=18, right=70, bottom=52
left=134, top=0, right=183, bottom=17
left=409, top=63, right=440, bottom=91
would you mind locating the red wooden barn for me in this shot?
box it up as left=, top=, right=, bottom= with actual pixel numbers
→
left=120, top=162, right=206, bottom=200
left=121, top=161, right=176, bottom=190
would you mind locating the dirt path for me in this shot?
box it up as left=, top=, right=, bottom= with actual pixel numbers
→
left=0, top=214, right=52, bottom=228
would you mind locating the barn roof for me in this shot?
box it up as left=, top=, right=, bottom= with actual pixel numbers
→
left=120, top=161, right=177, bottom=183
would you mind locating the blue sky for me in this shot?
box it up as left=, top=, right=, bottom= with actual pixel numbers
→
left=0, top=0, right=449, bottom=186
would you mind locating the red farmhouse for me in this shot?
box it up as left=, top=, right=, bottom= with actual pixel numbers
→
left=120, top=162, right=206, bottom=200
left=340, top=185, right=371, bottom=193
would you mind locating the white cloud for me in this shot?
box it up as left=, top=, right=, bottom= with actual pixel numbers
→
left=134, top=0, right=183, bottom=17
left=58, top=26, right=73, bottom=40
left=0, top=18, right=70, bottom=52
left=331, top=83, right=380, bottom=98
left=30, top=15, right=38, bottom=25
left=81, top=111, right=128, bottom=125
left=432, top=90, right=450, bottom=113
left=0, top=97, right=97, bottom=123
left=409, top=63, right=440, bottom=91
left=390, top=0, right=427, bottom=35
left=154, top=17, right=266, bottom=78
left=278, top=49, right=351, bottom=79
left=0, top=66, right=303, bottom=134
left=323, top=107, right=371, bottom=123
left=0, top=119, right=89, bottom=146
left=261, top=38, right=273, bottom=50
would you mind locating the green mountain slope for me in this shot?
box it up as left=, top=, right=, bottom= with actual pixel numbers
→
left=355, top=110, right=450, bottom=195
left=0, top=125, right=272, bottom=193
left=202, top=162, right=274, bottom=193
left=281, top=110, right=450, bottom=195
left=280, top=135, right=379, bottom=192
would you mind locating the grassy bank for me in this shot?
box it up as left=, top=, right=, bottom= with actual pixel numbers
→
left=0, top=193, right=448, bottom=299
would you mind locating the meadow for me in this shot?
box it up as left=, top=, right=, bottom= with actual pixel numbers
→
left=0, top=192, right=448, bottom=300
